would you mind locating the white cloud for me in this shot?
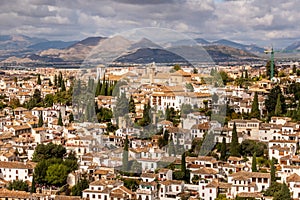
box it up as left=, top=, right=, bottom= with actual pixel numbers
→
left=0, top=0, right=299, bottom=47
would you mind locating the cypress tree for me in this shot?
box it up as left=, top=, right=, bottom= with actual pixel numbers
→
left=100, top=77, right=106, bottom=95
left=37, top=74, right=41, bottom=85
left=122, top=135, right=129, bottom=172
left=54, top=74, right=58, bottom=87
left=58, top=72, right=62, bottom=87
left=48, top=79, right=53, bottom=87
left=31, top=174, right=36, bottom=193
left=61, top=79, right=66, bottom=92
left=69, top=113, right=74, bottom=123
left=38, top=113, right=43, bottom=127
left=230, top=122, right=240, bottom=157
left=220, top=137, right=227, bottom=161
left=271, top=158, right=276, bottom=185
left=181, top=152, right=187, bottom=177
left=252, top=152, right=257, bottom=172
left=166, top=105, right=170, bottom=121
left=168, top=138, right=175, bottom=156
left=274, top=94, right=282, bottom=116
left=251, top=92, right=260, bottom=119
left=58, top=112, right=63, bottom=126
left=129, top=95, right=136, bottom=113
left=95, top=79, right=101, bottom=97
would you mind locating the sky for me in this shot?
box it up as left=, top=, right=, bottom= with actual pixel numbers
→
left=0, top=0, right=299, bottom=48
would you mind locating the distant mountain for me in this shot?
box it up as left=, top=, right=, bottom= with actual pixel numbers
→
left=212, top=39, right=265, bottom=53
left=0, top=34, right=47, bottom=50
left=68, top=36, right=106, bottom=48
left=129, top=38, right=161, bottom=50
left=0, top=35, right=261, bottom=64
left=203, top=45, right=259, bottom=62
left=284, top=41, right=300, bottom=51
left=194, top=38, right=210, bottom=45
left=40, top=36, right=107, bottom=61
left=28, top=40, right=77, bottom=51
left=115, top=48, right=188, bottom=64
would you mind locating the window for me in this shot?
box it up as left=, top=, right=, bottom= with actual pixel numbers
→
left=98, top=195, right=101, bottom=199
left=210, top=189, right=212, bottom=193
left=16, top=170, right=18, bottom=174
left=92, top=194, right=95, bottom=198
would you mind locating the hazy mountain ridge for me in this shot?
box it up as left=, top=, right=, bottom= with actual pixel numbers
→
left=1, top=34, right=299, bottom=64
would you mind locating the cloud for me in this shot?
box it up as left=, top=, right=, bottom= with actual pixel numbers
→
left=0, top=0, right=299, bottom=47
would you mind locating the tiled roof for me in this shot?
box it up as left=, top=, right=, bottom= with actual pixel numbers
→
left=0, top=188, right=30, bottom=198
left=287, top=173, right=300, bottom=183
left=0, top=161, right=34, bottom=169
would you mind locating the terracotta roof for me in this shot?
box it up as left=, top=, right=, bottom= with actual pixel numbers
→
left=228, top=156, right=243, bottom=162
left=287, top=173, right=300, bottom=183
left=237, top=192, right=263, bottom=198
left=230, top=171, right=270, bottom=180
left=160, top=180, right=183, bottom=186
left=0, top=188, right=30, bottom=198
left=192, top=167, right=218, bottom=175
left=0, top=161, right=34, bottom=169
left=141, top=173, right=156, bottom=178
left=54, top=195, right=82, bottom=200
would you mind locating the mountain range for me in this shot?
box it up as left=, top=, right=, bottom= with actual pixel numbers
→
left=0, top=34, right=299, bottom=64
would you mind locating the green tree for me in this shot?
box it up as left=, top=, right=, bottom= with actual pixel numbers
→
left=95, top=79, right=101, bottom=97
left=54, top=74, right=58, bottom=87
left=273, top=182, right=291, bottom=200
left=193, top=68, right=198, bottom=74
left=48, top=79, right=53, bottom=87
left=252, top=152, right=257, bottom=172
left=44, top=94, right=54, bottom=107
left=230, top=122, right=240, bottom=157
left=100, top=77, right=106, bottom=95
left=168, top=138, right=176, bottom=156
left=38, top=113, right=43, bottom=127
left=240, top=140, right=267, bottom=157
left=212, top=93, right=219, bottom=104
left=271, top=158, right=276, bottom=185
left=219, top=70, right=230, bottom=85
left=31, top=174, right=36, bottom=193
left=274, top=94, right=282, bottom=116
left=220, top=137, right=227, bottom=161
left=69, top=113, right=74, bottom=123
left=46, top=164, right=68, bottom=187
left=9, top=98, right=21, bottom=109
left=129, top=95, right=136, bottom=113
left=71, top=178, right=89, bottom=196
left=264, top=182, right=283, bottom=196
left=114, top=93, right=129, bottom=122
left=174, top=64, right=181, bottom=71
left=58, top=111, right=63, bottom=126
left=139, top=102, right=151, bottom=126
left=251, top=92, right=260, bottom=119
left=8, top=180, right=29, bottom=192
left=37, top=74, right=41, bottom=85
left=265, top=85, right=286, bottom=116
left=181, top=152, right=187, bottom=179
left=122, top=135, right=129, bottom=172
left=293, top=65, right=297, bottom=74
left=32, top=143, right=66, bottom=162
left=34, top=159, right=48, bottom=184
left=61, top=79, right=66, bottom=92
